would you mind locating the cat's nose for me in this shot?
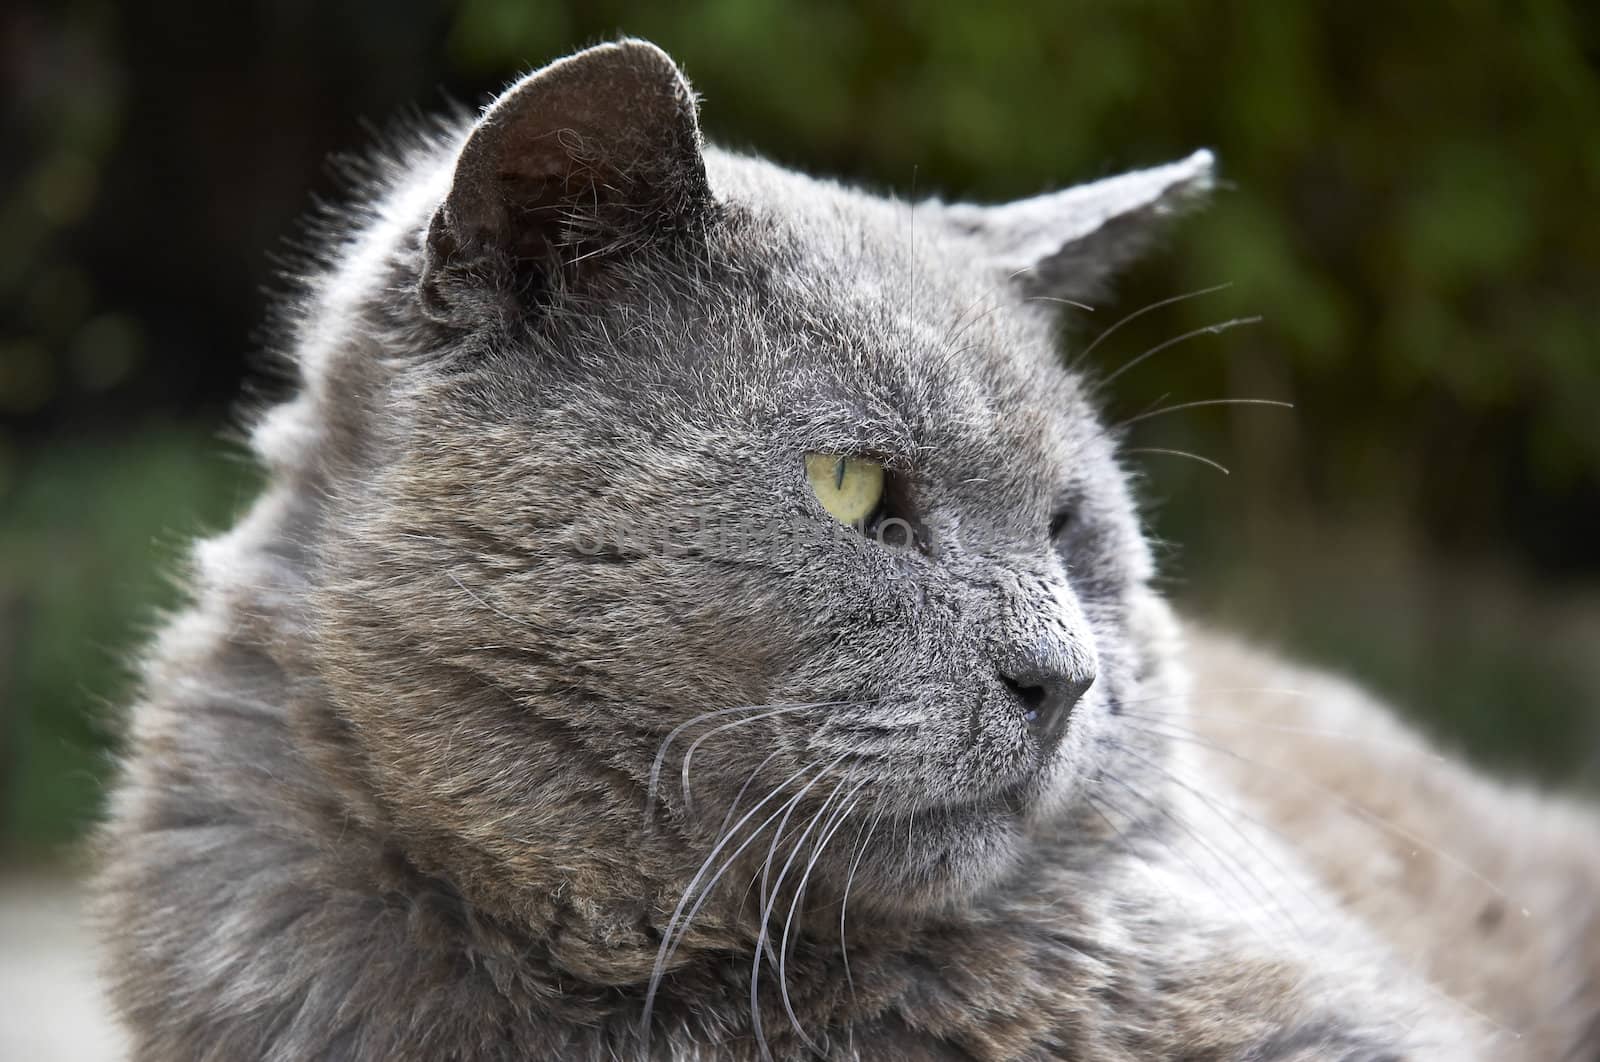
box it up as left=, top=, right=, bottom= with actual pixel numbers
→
left=1000, top=653, right=1094, bottom=747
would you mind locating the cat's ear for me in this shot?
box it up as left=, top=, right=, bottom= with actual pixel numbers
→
left=420, top=39, right=710, bottom=319
left=942, top=150, right=1215, bottom=302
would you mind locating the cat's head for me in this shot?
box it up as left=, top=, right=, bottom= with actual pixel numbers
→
left=292, top=39, right=1205, bottom=940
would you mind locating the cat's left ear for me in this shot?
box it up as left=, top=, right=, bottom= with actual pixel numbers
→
left=942, top=150, right=1215, bottom=302
left=420, top=39, right=711, bottom=320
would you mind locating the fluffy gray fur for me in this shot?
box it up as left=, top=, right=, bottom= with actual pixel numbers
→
left=95, top=40, right=1594, bottom=1061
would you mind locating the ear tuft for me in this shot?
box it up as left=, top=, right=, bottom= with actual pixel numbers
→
left=422, top=39, right=709, bottom=317
left=944, top=149, right=1216, bottom=302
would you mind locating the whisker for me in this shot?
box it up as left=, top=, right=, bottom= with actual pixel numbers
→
left=644, top=702, right=817, bottom=822
left=1100, top=315, right=1263, bottom=387
left=1024, top=294, right=1097, bottom=312
left=757, top=770, right=827, bottom=934
left=1120, top=708, right=1449, bottom=761
left=1123, top=446, right=1231, bottom=476
left=941, top=300, right=1011, bottom=365
left=1121, top=719, right=1525, bottom=911
left=778, top=779, right=868, bottom=1053
left=716, top=749, right=784, bottom=841
left=1118, top=685, right=1316, bottom=707
left=1094, top=778, right=1521, bottom=1047
left=840, top=794, right=886, bottom=998
left=641, top=756, right=830, bottom=1040
left=1076, top=281, right=1234, bottom=364
left=1113, top=397, right=1293, bottom=431
left=939, top=287, right=1001, bottom=353
left=751, top=765, right=855, bottom=1059
left=1083, top=786, right=1236, bottom=928
left=679, top=704, right=834, bottom=815
left=1112, top=739, right=1320, bottom=934
left=1098, top=770, right=1299, bottom=941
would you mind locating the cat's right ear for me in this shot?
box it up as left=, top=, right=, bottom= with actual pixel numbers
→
left=419, top=39, right=711, bottom=321
left=942, top=150, right=1215, bottom=303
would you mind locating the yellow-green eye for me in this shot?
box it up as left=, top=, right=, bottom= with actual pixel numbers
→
left=805, top=453, right=884, bottom=525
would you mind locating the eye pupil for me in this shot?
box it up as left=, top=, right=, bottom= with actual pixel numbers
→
left=834, top=457, right=847, bottom=490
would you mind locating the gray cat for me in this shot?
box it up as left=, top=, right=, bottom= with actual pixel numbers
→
left=95, top=39, right=1600, bottom=1061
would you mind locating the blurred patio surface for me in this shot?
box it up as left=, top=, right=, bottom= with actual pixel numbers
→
left=0, top=871, right=125, bottom=1061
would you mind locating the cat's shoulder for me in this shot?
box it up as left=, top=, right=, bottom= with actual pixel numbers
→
left=1178, top=617, right=1600, bottom=1059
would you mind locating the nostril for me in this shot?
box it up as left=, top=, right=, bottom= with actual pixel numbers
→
left=1001, top=667, right=1095, bottom=736
left=1002, top=675, right=1049, bottom=720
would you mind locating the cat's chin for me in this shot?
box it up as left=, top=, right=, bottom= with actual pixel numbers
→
left=841, top=795, right=1031, bottom=916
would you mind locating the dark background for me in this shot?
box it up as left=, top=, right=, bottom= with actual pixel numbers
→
left=3, top=0, right=1599, bottom=861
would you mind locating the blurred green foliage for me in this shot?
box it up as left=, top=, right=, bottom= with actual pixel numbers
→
left=1, top=0, right=1597, bottom=858
left=1, top=428, right=257, bottom=853
left=443, top=0, right=1600, bottom=548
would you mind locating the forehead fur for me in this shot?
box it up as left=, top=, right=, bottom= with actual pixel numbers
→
left=268, top=139, right=1115, bottom=529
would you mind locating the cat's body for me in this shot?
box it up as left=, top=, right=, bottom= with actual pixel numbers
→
left=96, top=41, right=1599, bottom=1060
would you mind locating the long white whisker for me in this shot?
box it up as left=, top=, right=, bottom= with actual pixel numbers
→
left=1123, top=446, right=1232, bottom=476
left=1077, top=281, right=1234, bottom=364
left=773, top=777, right=866, bottom=1054
left=1113, top=740, right=1319, bottom=934
left=1114, top=397, right=1293, bottom=431
left=644, top=703, right=814, bottom=822
left=1083, top=786, right=1242, bottom=931
left=1123, top=718, right=1524, bottom=909
left=840, top=794, right=886, bottom=998
left=1117, top=685, right=1318, bottom=708
left=1120, top=708, right=1449, bottom=761
left=640, top=756, right=827, bottom=1039
left=1024, top=294, right=1097, bottom=312
left=1081, top=790, right=1220, bottom=926
left=749, top=759, right=851, bottom=1061
left=716, top=749, right=784, bottom=840
left=1101, top=315, right=1263, bottom=386
left=778, top=780, right=868, bottom=1051
left=1098, top=770, right=1297, bottom=940
left=679, top=704, right=829, bottom=814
